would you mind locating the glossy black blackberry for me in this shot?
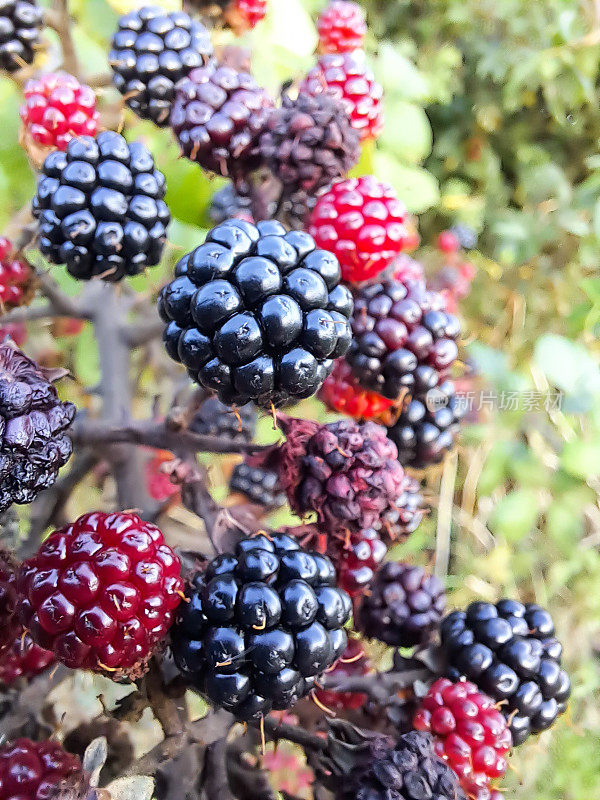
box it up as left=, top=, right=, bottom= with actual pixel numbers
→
left=109, top=6, right=213, bottom=126
left=348, top=279, right=460, bottom=401
left=0, top=1, right=43, bottom=73
left=357, top=562, right=446, bottom=648
left=190, top=395, right=256, bottom=442
left=171, top=533, right=351, bottom=720
left=230, top=463, right=285, bottom=510
left=386, top=381, right=466, bottom=468
left=209, top=184, right=253, bottom=226
left=441, top=599, right=571, bottom=745
left=158, top=219, right=353, bottom=407
left=32, top=131, right=170, bottom=281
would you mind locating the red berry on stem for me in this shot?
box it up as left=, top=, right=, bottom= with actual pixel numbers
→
left=317, top=1, right=367, bottom=54
left=315, top=638, right=371, bottom=710
left=0, top=238, right=32, bottom=311
left=318, top=358, right=395, bottom=423
left=0, top=738, right=81, bottom=800
left=230, top=0, right=267, bottom=30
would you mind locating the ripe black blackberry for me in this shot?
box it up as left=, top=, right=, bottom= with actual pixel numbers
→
left=348, top=278, right=460, bottom=401
left=0, top=1, right=43, bottom=73
left=230, top=462, right=285, bottom=510
left=357, top=562, right=446, bottom=648
left=441, top=599, right=571, bottom=745
left=387, top=381, right=466, bottom=469
left=109, top=6, right=213, bottom=126
left=158, top=219, right=353, bottom=407
left=32, top=131, right=170, bottom=281
left=0, top=344, right=75, bottom=512
left=209, top=183, right=253, bottom=225
left=190, top=395, right=256, bottom=442
left=171, top=532, right=352, bottom=720
left=171, top=62, right=273, bottom=183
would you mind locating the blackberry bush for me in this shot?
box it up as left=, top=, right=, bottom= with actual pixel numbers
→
left=0, top=0, right=43, bottom=73
left=158, top=219, right=353, bottom=407
left=172, top=532, right=351, bottom=720
left=32, top=131, right=170, bottom=281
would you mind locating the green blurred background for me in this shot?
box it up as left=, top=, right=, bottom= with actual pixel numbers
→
left=3, top=1, right=600, bottom=797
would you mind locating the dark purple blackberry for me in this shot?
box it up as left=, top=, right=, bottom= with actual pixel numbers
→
left=158, top=219, right=353, bottom=407
left=230, top=462, right=285, bottom=510
left=109, top=6, right=213, bottom=126
left=357, top=562, right=446, bottom=648
left=348, top=278, right=460, bottom=401
left=259, top=92, right=360, bottom=212
left=0, top=344, right=75, bottom=512
left=375, top=474, right=426, bottom=543
left=171, top=62, right=274, bottom=183
left=0, top=1, right=43, bottom=73
left=171, top=532, right=351, bottom=720
left=32, top=131, right=170, bottom=281
left=441, top=599, right=571, bottom=745
left=386, top=381, right=465, bottom=468
left=190, top=395, right=256, bottom=442
left=209, top=183, right=253, bottom=225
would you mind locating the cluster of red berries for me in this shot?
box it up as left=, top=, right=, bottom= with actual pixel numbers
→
left=0, top=738, right=82, bottom=800
left=317, top=1, right=367, bottom=54
left=0, top=237, right=31, bottom=310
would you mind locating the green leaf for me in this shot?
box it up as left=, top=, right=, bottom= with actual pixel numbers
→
left=488, top=490, right=540, bottom=542
left=561, top=440, right=600, bottom=480
left=373, top=153, right=439, bottom=212
left=534, top=334, right=600, bottom=399
left=379, top=101, right=433, bottom=164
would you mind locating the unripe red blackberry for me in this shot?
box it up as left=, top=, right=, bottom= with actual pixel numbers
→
left=0, top=630, right=55, bottom=686
left=348, top=278, right=461, bottom=401
left=0, top=1, right=43, bottom=73
left=189, top=395, right=257, bottom=442
left=17, top=512, right=184, bottom=678
left=0, top=738, right=81, bottom=800
left=357, top=562, right=446, bottom=648
left=414, top=678, right=512, bottom=800
left=0, top=237, right=32, bottom=310
left=110, top=6, right=213, bottom=126
left=336, top=528, right=386, bottom=599
left=308, top=176, right=408, bottom=284
left=259, top=92, right=360, bottom=215
left=318, top=358, right=396, bottom=424
left=315, top=637, right=370, bottom=711
left=300, top=53, right=383, bottom=141
left=437, top=230, right=460, bottom=254
left=158, top=219, right=353, bottom=408
left=172, top=532, right=351, bottom=720
left=20, top=72, right=99, bottom=153
left=390, top=253, right=425, bottom=284
left=229, top=462, right=286, bottom=510
left=32, top=131, right=170, bottom=282
left=171, top=63, right=274, bottom=183
left=145, top=450, right=180, bottom=503
left=317, top=2, right=367, bottom=54
left=0, top=549, right=18, bottom=654
left=226, top=0, right=267, bottom=31
left=0, top=344, right=75, bottom=512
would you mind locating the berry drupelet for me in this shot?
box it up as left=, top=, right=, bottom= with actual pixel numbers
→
left=0, top=344, right=75, bottom=513
left=348, top=278, right=461, bottom=401
left=440, top=600, right=571, bottom=745
left=171, top=532, right=352, bottom=720
left=300, top=53, right=383, bottom=141
left=0, top=1, right=43, bottom=73
left=357, top=562, right=446, bottom=648
left=319, top=358, right=396, bottom=424
left=171, top=63, right=274, bottom=183
left=32, top=131, right=170, bottom=281
left=309, top=176, right=408, bottom=284
left=317, top=1, right=367, bottom=54
left=315, top=637, right=371, bottom=711
left=259, top=92, right=360, bottom=214
left=414, top=678, right=512, bottom=800
left=0, top=631, right=54, bottom=686
left=158, top=219, right=353, bottom=407
left=387, top=381, right=466, bottom=469
left=229, top=462, right=286, bottom=510
left=0, top=738, right=81, bottom=800
left=110, top=6, right=213, bottom=126
left=0, top=237, right=32, bottom=310
left=189, top=395, right=257, bottom=442
left=20, top=72, right=99, bottom=152
left=17, top=512, right=184, bottom=678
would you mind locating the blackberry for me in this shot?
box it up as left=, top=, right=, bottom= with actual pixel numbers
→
left=0, top=344, right=75, bottom=512
left=375, top=474, right=426, bottom=543
left=0, top=549, right=18, bottom=654
left=336, top=528, right=386, bottom=600
left=357, top=562, right=446, bottom=648
left=110, top=6, right=212, bottom=126
left=158, top=219, right=353, bottom=407
left=190, top=395, right=257, bottom=442
left=387, top=382, right=466, bottom=469
left=209, top=183, right=253, bottom=225
left=171, top=532, right=352, bottom=720
left=318, top=357, right=396, bottom=424
left=317, top=2, right=367, bottom=55
left=171, top=63, right=274, bottom=183
left=441, top=600, right=571, bottom=744
left=259, top=92, right=360, bottom=210
left=0, top=1, right=43, bottom=73
left=230, top=462, right=286, bottom=510
left=32, top=131, right=170, bottom=281
left=0, top=739, right=81, bottom=800
left=348, top=279, right=460, bottom=401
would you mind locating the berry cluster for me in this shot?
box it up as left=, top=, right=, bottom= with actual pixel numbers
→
left=190, top=395, right=257, bottom=442
left=110, top=6, right=213, bottom=126
left=17, top=512, right=184, bottom=676
left=317, top=1, right=367, bottom=54
left=0, top=631, right=54, bottom=686
left=0, top=0, right=43, bottom=73
left=159, top=219, right=353, bottom=407
left=0, top=237, right=31, bottom=310
left=229, top=462, right=286, bottom=510
left=0, top=738, right=81, bottom=800
left=32, top=131, right=170, bottom=281
left=441, top=600, right=571, bottom=744
left=0, top=549, right=17, bottom=654
left=414, top=678, right=512, bottom=800
left=172, top=533, right=351, bottom=720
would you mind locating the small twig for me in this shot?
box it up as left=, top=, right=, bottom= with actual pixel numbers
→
left=435, top=450, right=458, bottom=581
left=121, top=316, right=165, bottom=348
left=145, top=661, right=185, bottom=739
left=260, top=718, right=327, bottom=752
left=36, top=269, right=92, bottom=318
left=45, top=1, right=80, bottom=76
